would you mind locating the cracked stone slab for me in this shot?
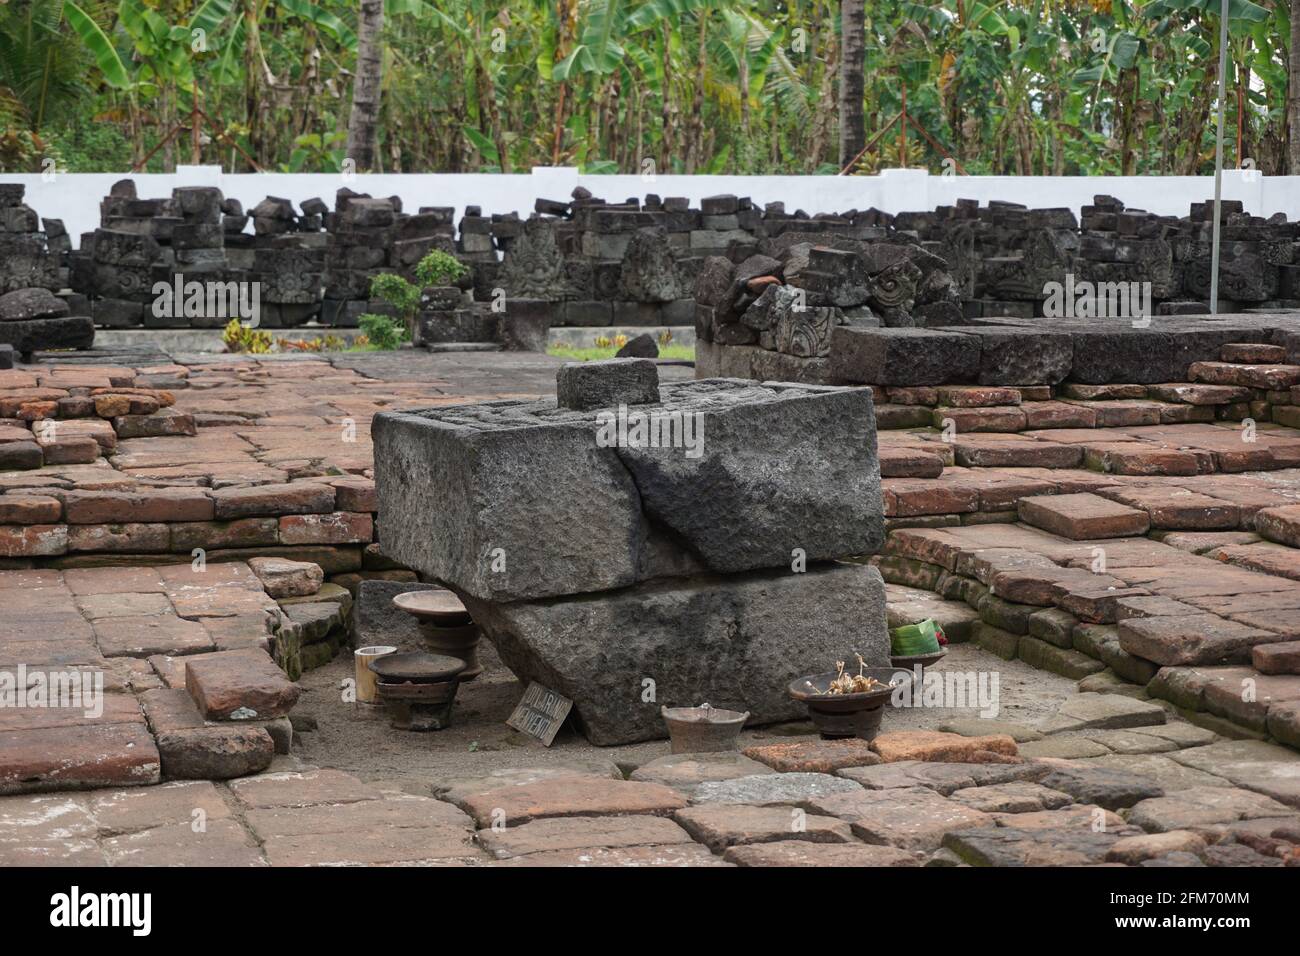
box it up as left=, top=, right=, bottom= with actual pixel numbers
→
left=1124, top=786, right=1295, bottom=832
left=1038, top=693, right=1167, bottom=734
left=1038, top=763, right=1164, bottom=809
left=1167, top=740, right=1300, bottom=808
left=688, top=772, right=862, bottom=809
left=810, top=786, right=994, bottom=851
left=674, top=804, right=853, bottom=851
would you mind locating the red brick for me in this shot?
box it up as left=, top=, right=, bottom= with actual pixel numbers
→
left=1221, top=343, right=1286, bottom=364
left=457, top=775, right=687, bottom=827
left=67, top=523, right=171, bottom=553
left=932, top=406, right=1027, bottom=433
left=0, top=723, right=160, bottom=794
left=331, top=478, right=376, bottom=513
left=1022, top=401, right=1097, bottom=429
left=0, top=524, right=67, bottom=557
left=185, top=648, right=300, bottom=721
left=1147, top=383, right=1252, bottom=405
left=1060, top=383, right=1148, bottom=400
left=1095, top=487, right=1241, bottom=530
left=278, top=511, right=373, bottom=545
left=93, top=614, right=214, bottom=657
left=211, top=482, right=335, bottom=519
left=1254, top=505, right=1300, bottom=548
left=953, top=439, right=1082, bottom=469
left=1118, top=614, right=1277, bottom=665
left=0, top=495, right=61, bottom=523
left=63, top=488, right=214, bottom=524
left=1083, top=443, right=1206, bottom=476
left=870, top=730, right=1018, bottom=763
left=935, top=386, right=1021, bottom=408
left=1252, top=642, right=1300, bottom=675
left=1018, top=493, right=1150, bottom=539
left=1190, top=361, right=1300, bottom=390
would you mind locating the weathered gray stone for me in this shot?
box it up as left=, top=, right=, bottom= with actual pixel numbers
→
left=688, top=772, right=863, bottom=808
left=1039, top=764, right=1164, bottom=810
left=374, top=380, right=884, bottom=601
left=465, top=563, right=891, bottom=745
left=828, top=327, right=980, bottom=386
left=555, top=358, right=660, bottom=411
left=0, top=315, right=94, bottom=354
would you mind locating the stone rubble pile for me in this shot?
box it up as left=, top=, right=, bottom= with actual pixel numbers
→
left=373, top=360, right=891, bottom=744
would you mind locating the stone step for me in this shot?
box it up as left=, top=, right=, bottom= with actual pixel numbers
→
left=1017, top=493, right=1151, bottom=540
left=1221, top=343, right=1286, bottom=364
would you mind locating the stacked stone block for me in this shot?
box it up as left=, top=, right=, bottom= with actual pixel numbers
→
left=373, top=362, right=891, bottom=744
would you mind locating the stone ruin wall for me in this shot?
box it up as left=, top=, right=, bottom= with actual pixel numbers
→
left=4, top=176, right=1300, bottom=343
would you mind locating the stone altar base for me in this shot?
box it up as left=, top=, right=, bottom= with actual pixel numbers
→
left=464, top=563, right=889, bottom=745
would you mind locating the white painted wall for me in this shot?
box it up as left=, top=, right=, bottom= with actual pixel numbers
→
left=5, top=165, right=1295, bottom=250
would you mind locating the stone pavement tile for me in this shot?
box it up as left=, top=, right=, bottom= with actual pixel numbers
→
left=184, top=648, right=299, bottom=720
left=101, top=819, right=265, bottom=867
left=628, top=753, right=774, bottom=792
left=1019, top=737, right=1112, bottom=759
left=948, top=781, right=1072, bottom=814
left=1127, top=722, right=1219, bottom=748
left=688, top=772, right=862, bottom=809
left=492, top=844, right=728, bottom=867
left=0, top=839, right=105, bottom=866
left=723, top=841, right=921, bottom=866
left=0, top=792, right=98, bottom=853
left=1168, top=740, right=1300, bottom=808
left=871, top=730, right=1019, bottom=763
left=477, top=814, right=693, bottom=860
left=1160, top=530, right=1262, bottom=554
left=93, top=614, right=214, bottom=658
left=1212, top=542, right=1300, bottom=582
left=1105, top=831, right=1209, bottom=864
left=0, top=723, right=160, bottom=794
left=1038, top=693, right=1167, bottom=733
left=810, top=787, right=994, bottom=851
left=229, top=769, right=382, bottom=809
left=938, top=719, right=1044, bottom=743
left=87, top=780, right=232, bottom=834
left=168, top=586, right=279, bottom=620
left=75, top=592, right=172, bottom=620
left=1019, top=496, right=1154, bottom=541
left=1203, top=843, right=1285, bottom=867
left=1080, top=730, right=1178, bottom=755
left=942, top=826, right=1124, bottom=866
left=0, top=568, right=64, bottom=589
left=63, top=566, right=164, bottom=595
left=1038, top=763, right=1164, bottom=809
left=838, top=760, right=1048, bottom=795
left=246, top=793, right=472, bottom=838
left=62, top=488, right=213, bottom=524
left=989, top=805, right=1132, bottom=832
left=431, top=764, right=623, bottom=811
left=1125, top=786, right=1294, bottom=833
left=674, top=805, right=853, bottom=851
left=246, top=556, right=323, bottom=598
left=1077, top=754, right=1231, bottom=792
left=1118, top=614, right=1275, bottom=666
left=0, top=694, right=144, bottom=732
left=741, top=739, right=882, bottom=773
left=457, top=775, right=686, bottom=827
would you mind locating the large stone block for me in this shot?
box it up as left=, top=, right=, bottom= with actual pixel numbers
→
left=463, top=562, right=891, bottom=745
left=828, top=327, right=980, bottom=386
left=0, top=315, right=94, bottom=354
left=373, top=380, right=883, bottom=601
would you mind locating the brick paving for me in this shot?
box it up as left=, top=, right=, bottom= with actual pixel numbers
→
left=4, top=348, right=1300, bottom=865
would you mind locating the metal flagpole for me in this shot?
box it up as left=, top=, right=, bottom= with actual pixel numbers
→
left=1209, top=0, right=1230, bottom=315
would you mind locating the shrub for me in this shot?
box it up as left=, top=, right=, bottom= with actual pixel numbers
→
left=414, top=250, right=469, bottom=288
left=358, top=313, right=407, bottom=350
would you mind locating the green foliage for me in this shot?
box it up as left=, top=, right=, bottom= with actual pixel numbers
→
left=222, top=319, right=273, bottom=354
left=357, top=313, right=407, bottom=351
left=414, top=250, right=468, bottom=288
left=28, top=0, right=1300, bottom=175
left=368, top=272, right=421, bottom=320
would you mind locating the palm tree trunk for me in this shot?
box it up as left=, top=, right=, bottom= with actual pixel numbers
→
left=1290, top=0, right=1300, bottom=172
left=838, top=0, right=866, bottom=169
left=346, top=0, right=385, bottom=172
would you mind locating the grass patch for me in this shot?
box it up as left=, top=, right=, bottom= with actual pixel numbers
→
left=548, top=343, right=695, bottom=362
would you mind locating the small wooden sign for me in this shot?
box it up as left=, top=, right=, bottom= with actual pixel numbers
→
left=506, top=681, right=573, bottom=746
